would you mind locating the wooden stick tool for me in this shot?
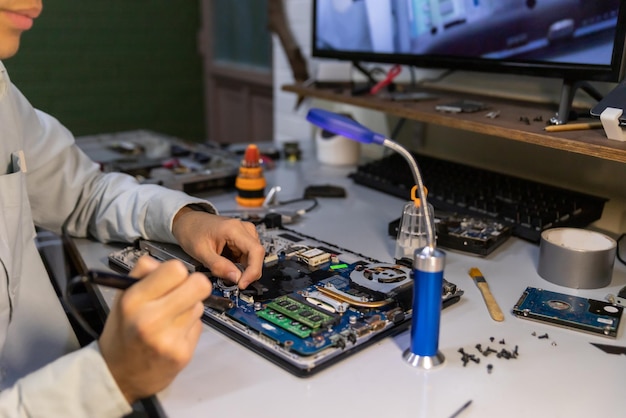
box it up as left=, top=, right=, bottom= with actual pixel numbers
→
left=468, top=267, right=504, bottom=322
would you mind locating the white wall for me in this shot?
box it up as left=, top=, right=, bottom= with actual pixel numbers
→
left=272, top=0, right=312, bottom=145
left=272, top=0, right=391, bottom=160
left=272, top=1, right=625, bottom=234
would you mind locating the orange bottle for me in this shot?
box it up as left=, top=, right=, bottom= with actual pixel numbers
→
left=235, top=144, right=266, bottom=206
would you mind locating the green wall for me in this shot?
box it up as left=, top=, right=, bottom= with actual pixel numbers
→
left=213, top=0, right=271, bottom=69
left=4, top=1, right=205, bottom=141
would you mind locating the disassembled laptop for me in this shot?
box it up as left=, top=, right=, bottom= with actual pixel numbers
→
left=108, top=214, right=463, bottom=376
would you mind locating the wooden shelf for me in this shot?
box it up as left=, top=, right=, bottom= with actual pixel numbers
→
left=283, top=83, right=626, bottom=164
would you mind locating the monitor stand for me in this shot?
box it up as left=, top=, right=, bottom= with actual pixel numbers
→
left=550, top=79, right=604, bottom=125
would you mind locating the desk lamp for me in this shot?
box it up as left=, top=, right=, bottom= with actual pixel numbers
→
left=306, top=108, right=446, bottom=369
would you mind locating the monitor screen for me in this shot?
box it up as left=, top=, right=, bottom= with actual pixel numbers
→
left=312, top=0, right=626, bottom=83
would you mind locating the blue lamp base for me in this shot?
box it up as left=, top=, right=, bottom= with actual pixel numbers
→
left=403, top=349, right=445, bottom=369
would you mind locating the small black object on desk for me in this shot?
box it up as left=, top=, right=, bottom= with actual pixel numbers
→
left=304, top=184, right=347, bottom=199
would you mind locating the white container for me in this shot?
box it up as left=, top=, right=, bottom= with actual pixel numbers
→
left=315, top=125, right=361, bottom=166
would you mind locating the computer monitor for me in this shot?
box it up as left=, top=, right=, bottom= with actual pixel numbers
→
left=312, top=0, right=626, bottom=123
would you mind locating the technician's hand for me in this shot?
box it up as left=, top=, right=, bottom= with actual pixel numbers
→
left=99, top=256, right=212, bottom=404
left=171, top=208, right=265, bottom=289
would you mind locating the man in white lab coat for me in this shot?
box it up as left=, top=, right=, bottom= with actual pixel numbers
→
left=0, top=1, right=265, bottom=415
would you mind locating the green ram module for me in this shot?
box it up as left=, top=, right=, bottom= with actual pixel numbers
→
left=257, top=309, right=312, bottom=338
left=265, top=295, right=334, bottom=329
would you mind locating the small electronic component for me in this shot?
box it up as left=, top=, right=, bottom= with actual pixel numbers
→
left=303, top=289, right=349, bottom=313
left=263, top=295, right=337, bottom=329
left=350, top=321, right=371, bottom=337
left=203, top=295, right=234, bottom=312
left=257, top=309, right=313, bottom=338
left=617, top=286, right=626, bottom=306
left=296, top=248, right=331, bottom=267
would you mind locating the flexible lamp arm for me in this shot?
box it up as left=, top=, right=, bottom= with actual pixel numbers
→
left=306, top=108, right=435, bottom=250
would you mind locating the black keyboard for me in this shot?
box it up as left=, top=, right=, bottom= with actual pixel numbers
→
left=350, top=152, right=608, bottom=243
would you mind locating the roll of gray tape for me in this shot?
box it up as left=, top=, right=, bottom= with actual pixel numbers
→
left=538, top=228, right=617, bottom=289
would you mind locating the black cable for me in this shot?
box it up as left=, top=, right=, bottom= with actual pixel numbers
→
left=217, top=197, right=319, bottom=221
left=278, top=197, right=319, bottom=214
left=415, top=68, right=456, bottom=86
left=617, top=233, right=625, bottom=266
left=64, top=275, right=100, bottom=341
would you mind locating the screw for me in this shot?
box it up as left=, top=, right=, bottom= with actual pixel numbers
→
left=483, top=347, right=497, bottom=357
left=459, top=347, right=470, bottom=367
left=487, top=364, right=493, bottom=374
left=538, top=333, right=549, bottom=339
left=461, top=355, right=469, bottom=367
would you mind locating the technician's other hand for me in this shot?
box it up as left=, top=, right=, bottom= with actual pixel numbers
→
left=99, top=255, right=212, bottom=404
left=172, top=209, right=265, bottom=289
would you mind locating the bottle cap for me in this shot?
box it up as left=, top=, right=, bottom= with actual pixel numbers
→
left=243, top=144, right=261, bottom=167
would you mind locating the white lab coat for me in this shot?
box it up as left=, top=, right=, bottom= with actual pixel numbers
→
left=0, top=61, right=215, bottom=416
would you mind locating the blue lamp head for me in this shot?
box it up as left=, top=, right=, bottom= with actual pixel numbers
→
left=306, top=108, right=386, bottom=146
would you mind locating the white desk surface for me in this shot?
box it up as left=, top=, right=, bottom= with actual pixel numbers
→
left=77, top=148, right=626, bottom=418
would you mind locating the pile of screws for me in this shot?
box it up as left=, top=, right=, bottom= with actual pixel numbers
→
left=459, top=332, right=559, bottom=373
left=457, top=337, right=520, bottom=373
left=519, top=115, right=544, bottom=125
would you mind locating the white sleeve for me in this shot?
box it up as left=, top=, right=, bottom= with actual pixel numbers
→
left=0, top=342, right=132, bottom=418
left=15, top=92, right=216, bottom=243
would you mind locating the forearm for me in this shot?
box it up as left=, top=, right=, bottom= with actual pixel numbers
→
left=30, top=142, right=216, bottom=244
left=21, top=107, right=217, bottom=244
left=67, top=170, right=217, bottom=244
left=0, top=342, right=131, bottom=418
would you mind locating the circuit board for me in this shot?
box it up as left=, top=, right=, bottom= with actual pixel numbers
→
left=108, top=219, right=463, bottom=377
